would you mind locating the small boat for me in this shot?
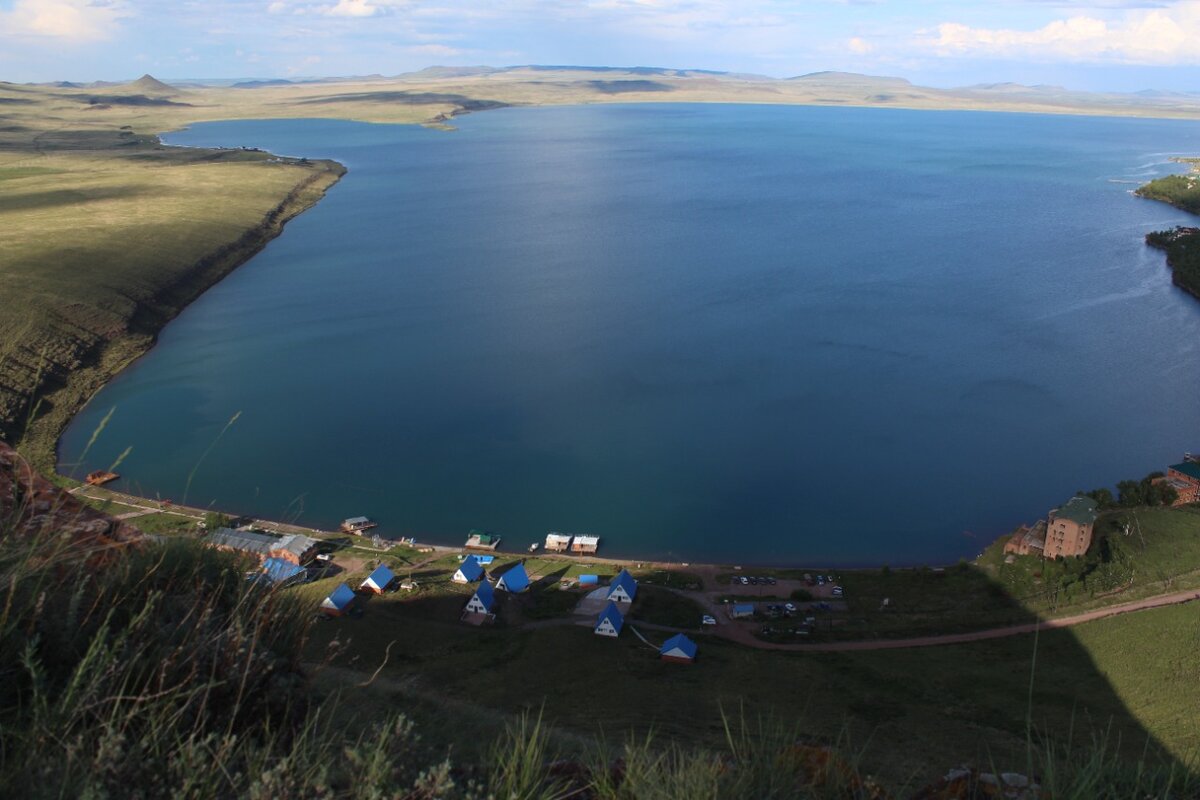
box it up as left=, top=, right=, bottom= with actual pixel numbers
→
left=85, top=470, right=119, bottom=486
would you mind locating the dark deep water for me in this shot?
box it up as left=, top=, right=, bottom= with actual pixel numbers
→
left=61, top=104, right=1200, bottom=564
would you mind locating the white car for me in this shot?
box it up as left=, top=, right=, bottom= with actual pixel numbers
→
left=784, top=602, right=796, bottom=612
left=702, top=615, right=717, bottom=626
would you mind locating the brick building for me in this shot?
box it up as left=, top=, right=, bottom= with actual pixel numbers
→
left=1164, top=460, right=1200, bottom=506
left=205, top=528, right=319, bottom=565
left=1004, top=520, right=1046, bottom=557
left=1043, top=495, right=1098, bottom=559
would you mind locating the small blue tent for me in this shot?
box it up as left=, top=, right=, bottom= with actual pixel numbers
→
left=496, top=562, right=530, bottom=593
left=607, top=569, right=638, bottom=603
left=453, top=555, right=485, bottom=583
left=660, top=633, right=698, bottom=663
left=321, top=583, right=356, bottom=616
left=465, top=579, right=496, bottom=614
left=362, top=563, right=395, bottom=593
left=594, top=601, right=625, bottom=637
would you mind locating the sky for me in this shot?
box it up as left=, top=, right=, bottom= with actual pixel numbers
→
left=0, top=0, right=1198, bottom=91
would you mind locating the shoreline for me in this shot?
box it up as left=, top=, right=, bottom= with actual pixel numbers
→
left=14, top=146, right=346, bottom=476
left=23, top=111, right=1200, bottom=570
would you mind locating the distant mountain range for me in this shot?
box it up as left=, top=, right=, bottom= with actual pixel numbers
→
left=17, top=67, right=1200, bottom=121
left=32, top=67, right=1200, bottom=99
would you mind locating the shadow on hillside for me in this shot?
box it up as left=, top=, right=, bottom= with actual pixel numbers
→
left=585, top=80, right=674, bottom=94
left=0, top=185, right=163, bottom=213
left=297, top=91, right=508, bottom=113
left=532, top=565, right=571, bottom=590
left=306, top=534, right=1200, bottom=788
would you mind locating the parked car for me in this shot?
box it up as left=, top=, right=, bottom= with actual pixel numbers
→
left=767, top=577, right=777, bottom=585
left=739, top=576, right=749, bottom=585
left=784, top=602, right=796, bottom=612
left=816, top=576, right=825, bottom=586
left=315, top=553, right=333, bottom=563
left=832, top=586, right=844, bottom=598
left=702, top=615, right=717, bottom=626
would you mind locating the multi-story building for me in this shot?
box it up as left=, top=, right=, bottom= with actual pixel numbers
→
left=1043, top=495, right=1098, bottom=558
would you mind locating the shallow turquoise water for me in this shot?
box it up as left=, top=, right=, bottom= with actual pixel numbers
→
left=61, top=104, right=1200, bottom=564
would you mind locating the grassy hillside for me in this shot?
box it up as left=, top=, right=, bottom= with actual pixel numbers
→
left=3, top=527, right=1195, bottom=797
left=0, top=88, right=344, bottom=470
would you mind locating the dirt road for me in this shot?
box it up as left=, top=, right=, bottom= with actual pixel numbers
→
left=689, top=587, right=1200, bottom=653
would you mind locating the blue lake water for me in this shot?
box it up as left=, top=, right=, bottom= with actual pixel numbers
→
left=60, top=104, right=1200, bottom=565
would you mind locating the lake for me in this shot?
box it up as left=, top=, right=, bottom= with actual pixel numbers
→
left=60, top=104, right=1200, bottom=565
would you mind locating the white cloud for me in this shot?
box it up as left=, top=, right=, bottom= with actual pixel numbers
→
left=323, top=0, right=380, bottom=16
left=924, top=0, right=1200, bottom=64
left=0, top=0, right=126, bottom=42
left=847, top=36, right=873, bottom=55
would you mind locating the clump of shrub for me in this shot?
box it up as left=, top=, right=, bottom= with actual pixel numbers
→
left=1083, top=471, right=1177, bottom=510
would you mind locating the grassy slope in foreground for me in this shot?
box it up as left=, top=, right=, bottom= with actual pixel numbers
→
left=1138, top=159, right=1200, bottom=298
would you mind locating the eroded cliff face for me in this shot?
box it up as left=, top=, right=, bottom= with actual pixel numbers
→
left=0, top=440, right=141, bottom=548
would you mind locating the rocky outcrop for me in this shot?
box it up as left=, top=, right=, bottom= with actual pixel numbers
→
left=0, top=441, right=141, bottom=549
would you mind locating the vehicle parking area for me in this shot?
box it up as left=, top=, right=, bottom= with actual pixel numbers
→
left=715, top=571, right=849, bottom=644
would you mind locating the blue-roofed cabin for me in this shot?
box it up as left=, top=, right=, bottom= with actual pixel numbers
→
left=475, top=555, right=495, bottom=565
left=465, top=579, right=496, bottom=615
left=453, top=555, right=486, bottom=584
left=660, top=633, right=698, bottom=664
left=730, top=603, right=755, bottom=619
left=320, top=583, right=356, bottom=616
left=361, top=563, right=396, bottom=594
left=594, top=601, right=624, bottom=637
left=260, top=557, right=307, bottom=587
left=496, top=562, right=530, bottom=593
left=607, top=569, right=638, bottom=603
left=578, top=574, right=599, bottom=585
